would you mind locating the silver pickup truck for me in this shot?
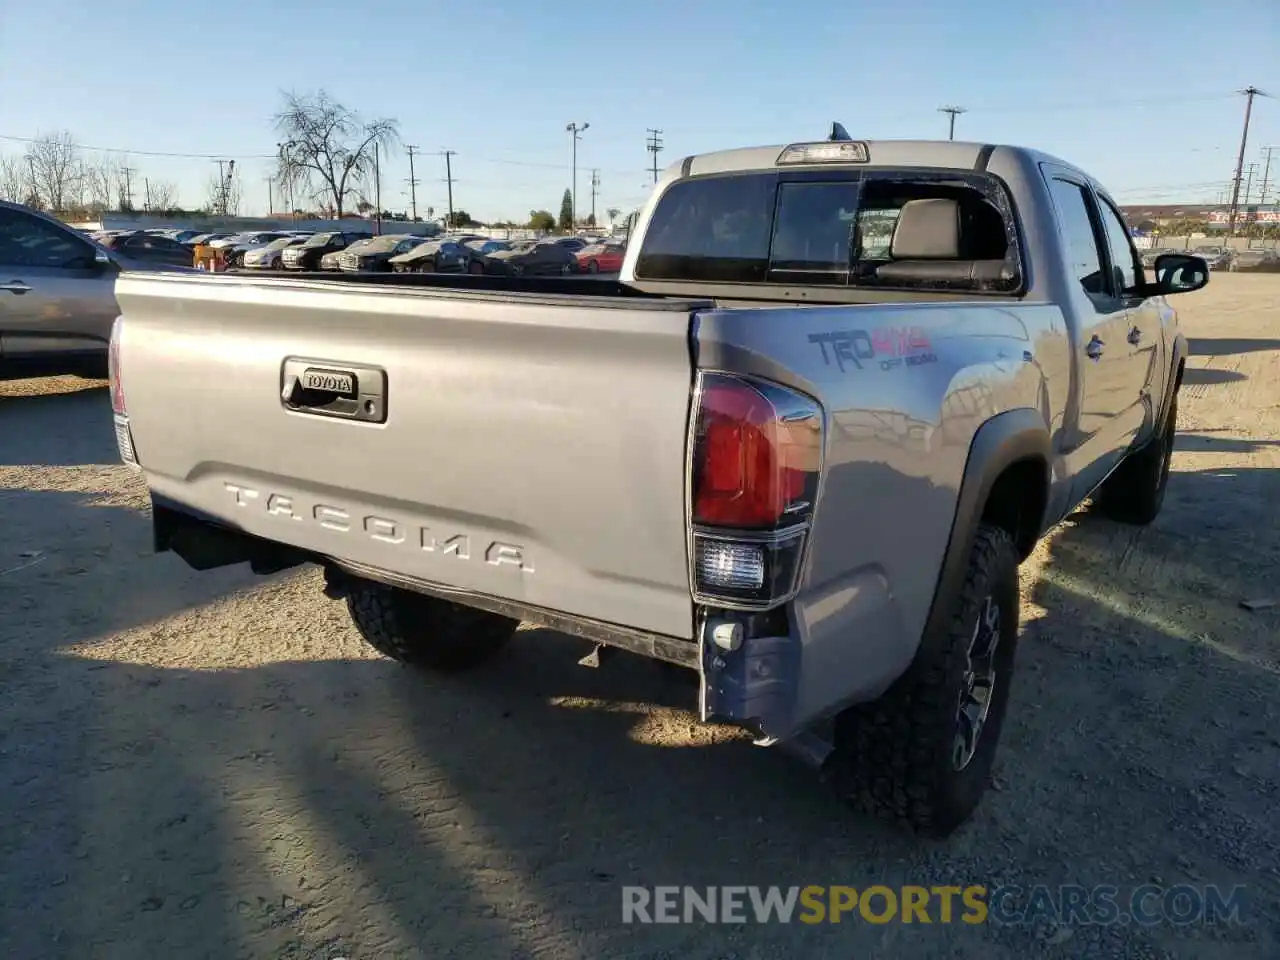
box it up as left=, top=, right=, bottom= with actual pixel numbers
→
left=109, top=134, right=1209, bottom=835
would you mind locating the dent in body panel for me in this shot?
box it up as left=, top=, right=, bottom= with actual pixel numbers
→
left=694, top=301, right=1059, bottom=734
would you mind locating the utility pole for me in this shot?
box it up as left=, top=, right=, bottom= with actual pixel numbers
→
left=265, top=177, right=273, bottom=217
left=1242, top=161, right=1258, bottom=238
left=213, top=159, right=233, bottom=216
left=121, top=166, right=136, bottom=212
left=1227, top=86, right=1268, bottom=237
left=1257, top=145, right=1276, bottom=209
left=277, top=141, right=298, bottom=220
left=143, top=177, right=152, bottom=212
left=374, top=141, right=382, bottom=234
left=646, top=128, right=664, bottom=183
left=938, top=105, right=967, bottom=141
left=566, top=122, right=589, bottom=229
left=406, top=144, right=420, bottom=221
left=441, top=150, right=456, bottom=228
left=590, top=169, right=600, bottom=226
left=25, top=154, right=38, bottom=207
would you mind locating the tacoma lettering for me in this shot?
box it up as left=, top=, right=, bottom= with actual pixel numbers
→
left=221, top=485, right=532, bottom=573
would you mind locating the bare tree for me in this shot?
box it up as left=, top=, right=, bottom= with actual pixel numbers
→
left=0, top=154, right=26, bottom=202
left=273, top=91, right=398, bottom=218
left=144, top=178, right=178, bottom=212
left=80, top=156, right=120, bottom=213
left=27, top=131, right=83, bottom=213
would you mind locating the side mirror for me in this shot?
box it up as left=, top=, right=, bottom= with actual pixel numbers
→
left=1151, top=253, right=1209, bottom=295
left=92, top=248, right=120, bottom=272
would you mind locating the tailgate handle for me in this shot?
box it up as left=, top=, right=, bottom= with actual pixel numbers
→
left=280, top=358, right=388, bottom=424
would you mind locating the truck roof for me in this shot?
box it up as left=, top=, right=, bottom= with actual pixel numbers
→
left=664, top=138, right=1081, bottom=183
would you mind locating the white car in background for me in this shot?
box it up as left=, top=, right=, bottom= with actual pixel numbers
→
left=242, top=235, right=309, bottom=270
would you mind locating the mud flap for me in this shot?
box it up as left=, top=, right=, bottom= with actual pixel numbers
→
left=698, top=617, right=799, bottom=742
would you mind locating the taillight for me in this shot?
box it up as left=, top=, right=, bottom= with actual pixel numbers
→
left=108, top=316, right=139, bottom=468
left=108, top=316, right=126, bottom=415
left=689, top=372, right=823, bottom=608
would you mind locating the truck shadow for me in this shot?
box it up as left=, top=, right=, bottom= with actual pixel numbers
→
left=1176, top=433, right=1280, bottom=453
left=1187, top=337, right=1280, bottom=358
left=1180, top=367, right=1247, bottom=386
left=6, top=490, right=1276, bottom=954
left=0, top=380, right=118, bottom=466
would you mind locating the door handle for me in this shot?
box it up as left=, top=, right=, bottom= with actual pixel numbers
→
left=1128, top=327, right=1142, bottom=345
left=0, top=280, right=31, bottom=295
left=1085, top=336, right=1104, bottom=360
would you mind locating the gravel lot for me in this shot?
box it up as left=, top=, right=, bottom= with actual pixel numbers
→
left=2, top=275, right=1277, bottom=959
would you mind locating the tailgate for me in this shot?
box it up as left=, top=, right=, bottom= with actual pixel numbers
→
left=115, top=274, right=700, bottom=639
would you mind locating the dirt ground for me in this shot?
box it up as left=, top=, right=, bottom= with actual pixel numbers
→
left=1, top=275, right=1277, bottom=960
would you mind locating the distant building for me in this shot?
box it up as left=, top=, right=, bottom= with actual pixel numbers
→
left=1119, top=203, right=1280, bottom=228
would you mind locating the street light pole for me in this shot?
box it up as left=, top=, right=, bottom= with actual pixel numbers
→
left=566, top=122, right=589, bottom=231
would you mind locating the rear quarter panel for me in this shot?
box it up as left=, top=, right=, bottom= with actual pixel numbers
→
left=695, top=300, right=1065, bottom=704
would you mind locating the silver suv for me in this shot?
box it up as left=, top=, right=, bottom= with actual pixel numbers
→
left=0, top=201, right=179, bottom=379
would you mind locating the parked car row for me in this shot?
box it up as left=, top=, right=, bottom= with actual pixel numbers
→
left=383, top=235, right=629, bottom=277
left=83, top=223, right=630, bottom=275
left=1140, top=245, right=1280, bottom=272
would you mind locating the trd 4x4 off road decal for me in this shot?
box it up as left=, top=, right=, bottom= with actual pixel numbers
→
left=809, top=326, right=939, bottom=372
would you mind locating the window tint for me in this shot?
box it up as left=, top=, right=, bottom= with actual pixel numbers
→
left=0, top=208, right=95, bottom=268
left=1096, top=198, right=1141, bottom=294
left=636, top=171, right=1019, bottom=292
left=635, top=173, right=776, bottom=282
left=769, top=181, right=859, bottom=281
left=1048, top=179, right=1107, bottom=298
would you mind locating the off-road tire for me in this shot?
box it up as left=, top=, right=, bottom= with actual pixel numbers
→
left=830, top=524, right=1019, bottom=837
left=1098, top=395, right=1177, bottom=525
left=346, top=580, right=517, bottom=671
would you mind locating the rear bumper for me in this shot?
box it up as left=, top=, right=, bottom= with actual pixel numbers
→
left=150, top=492, right=909, bottom=742
left=151, top=494, right=699, bottom=668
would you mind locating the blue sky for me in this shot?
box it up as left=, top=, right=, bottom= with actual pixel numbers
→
left=1, top=0, right=1277, bottom=221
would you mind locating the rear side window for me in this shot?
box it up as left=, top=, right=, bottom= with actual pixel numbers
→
left=635, top=170, right=1020, bottom=292
left=636, top=174, right=776, bottom=283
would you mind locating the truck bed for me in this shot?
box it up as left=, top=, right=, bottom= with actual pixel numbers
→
left=115, top=272, right=713, bottom=640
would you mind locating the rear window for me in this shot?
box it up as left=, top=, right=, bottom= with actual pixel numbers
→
left=635, top=170, right=1021, bottom=292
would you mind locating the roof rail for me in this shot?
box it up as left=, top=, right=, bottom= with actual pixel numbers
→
left=828, top=122, right=852, bottom=142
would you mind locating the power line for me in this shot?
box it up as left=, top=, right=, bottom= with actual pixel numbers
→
left=646, top=128, right=664, bottom=183
left=0, top=90, right=1245, bottom=165
left=1258, top=146, right=1277, bottom=208
left=0, top=133, right=277, bottom=160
